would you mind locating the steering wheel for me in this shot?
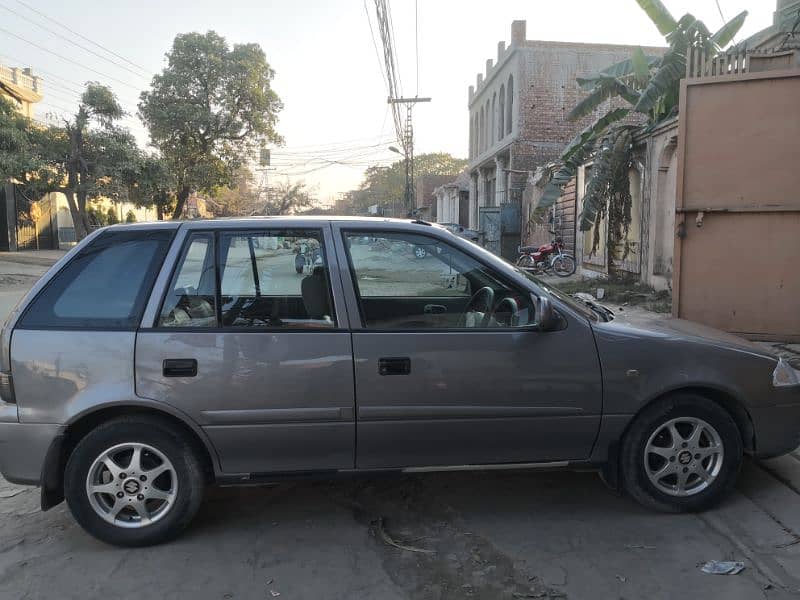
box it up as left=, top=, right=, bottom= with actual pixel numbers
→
left=458, top=286, right=495, bottom=328
left=490, top=297, right=520, bottom=327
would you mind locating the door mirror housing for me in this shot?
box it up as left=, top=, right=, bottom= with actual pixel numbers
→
left=533, top=294, right=558, bottom=332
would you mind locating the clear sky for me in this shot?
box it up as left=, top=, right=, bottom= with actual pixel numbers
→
left=0, top=0, right=775, bottom=203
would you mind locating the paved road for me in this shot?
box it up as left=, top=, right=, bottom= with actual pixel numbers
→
left=1, top=251, right=800, bottom=599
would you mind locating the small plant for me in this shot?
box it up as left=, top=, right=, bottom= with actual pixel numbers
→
left=106, top=207, right=119, bottom=225
left=125, top=210, right=137, bottom=223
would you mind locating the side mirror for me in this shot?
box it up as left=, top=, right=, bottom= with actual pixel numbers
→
left=533, top=294, right=558, bottom=332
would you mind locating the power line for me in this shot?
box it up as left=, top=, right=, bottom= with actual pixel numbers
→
left=713, top=0, right=738, bottom=44
left=0, top=25, right=141, bottom=91
left=363, top=0, right=389, bottom=94
left=14, top=0, right=149, bottom=74
left=0, top=2, right=150, bottom=81
left=0, top=50, right=85, bottom=95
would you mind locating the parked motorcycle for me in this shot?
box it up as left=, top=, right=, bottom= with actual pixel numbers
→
left=516, top=238, right=576, bottom=277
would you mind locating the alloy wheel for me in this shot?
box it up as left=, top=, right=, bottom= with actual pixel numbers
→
left=85, top=442, right=178, bottom=528
left=644, top=417, right=724, bottom=497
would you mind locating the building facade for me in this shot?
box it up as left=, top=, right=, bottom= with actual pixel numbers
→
left=433, top=171, right=470, bottom=226
left=466, top=20, right=663, bottom=256
left=0, top=63, right=42, bottom=118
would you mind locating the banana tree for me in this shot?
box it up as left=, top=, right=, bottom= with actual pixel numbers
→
left=540, top=0, right=747, bottom=259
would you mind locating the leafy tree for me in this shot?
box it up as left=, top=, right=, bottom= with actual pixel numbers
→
left=0, top=96, right=43, bottom=183
left=260, top=180, right=314, bottom=215
left=542, top=0, right=746, bottom=264
left=15, top=84, right=139, bottom=239
left=129, top=154, right=175, bottom=220
left=358, top=152, right=467, bottom=212
left=139, top=31, right=283, bottom=220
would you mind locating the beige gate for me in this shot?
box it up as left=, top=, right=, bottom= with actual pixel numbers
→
left=673, top=68, right=800, bottom=341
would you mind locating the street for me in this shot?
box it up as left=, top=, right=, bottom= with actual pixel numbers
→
left=0, top=251, right=799, bottom=599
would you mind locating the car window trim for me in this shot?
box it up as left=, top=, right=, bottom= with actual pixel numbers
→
left=339, top=228, right=545, bottom=333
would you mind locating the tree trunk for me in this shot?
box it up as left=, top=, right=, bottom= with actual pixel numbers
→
left=172, top=187, right=191, bottom=220
left=76, top=190, right=92, bottom=238
left=64, top=190, right=88, bottom=241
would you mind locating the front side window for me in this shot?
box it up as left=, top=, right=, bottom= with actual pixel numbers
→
left=343, top=231, right=536, bottom=330
left=158, top=230, right=336, bottom=329
left=19, top=229, right=173, bottom=329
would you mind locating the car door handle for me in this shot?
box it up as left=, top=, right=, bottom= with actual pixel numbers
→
left=424, top=304, right=447, bottom=314
left=378, top=357, right=411, bottom=376
left=163, top=359, right=198, bottom=378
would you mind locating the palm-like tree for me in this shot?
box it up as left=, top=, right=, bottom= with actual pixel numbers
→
left=542, top=0, right=747, bottom=248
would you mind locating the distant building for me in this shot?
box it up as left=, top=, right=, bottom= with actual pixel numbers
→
left=413, top=174, right=456, bottom=221
left=466, top=20, right=664, bottom=256
left=433, top=171, right=470, bottom=227
left=0, top=63, right=42, bottom=118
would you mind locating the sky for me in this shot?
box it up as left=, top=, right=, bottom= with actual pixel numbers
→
left=0, top=0, right=776, bottom=204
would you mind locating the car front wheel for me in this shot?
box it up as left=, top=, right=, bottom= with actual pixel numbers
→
left=64, top=416, right=205, bottom=547
left=620, top=394, right=743, bottom=513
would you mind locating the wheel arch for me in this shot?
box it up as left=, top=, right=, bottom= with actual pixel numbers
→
left=600, top=384, right=755, bottom=490
left=42, top=404, right=219, bottom=511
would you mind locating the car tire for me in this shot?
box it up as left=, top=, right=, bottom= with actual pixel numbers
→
left=620, top=394, right=742, bottom=513
left=413, top=245, right=428, bottom=259
left=64, top=415, right=205, bottom=547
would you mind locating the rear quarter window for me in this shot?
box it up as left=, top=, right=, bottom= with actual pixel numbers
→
left=17, top=229, right=175, bottom=330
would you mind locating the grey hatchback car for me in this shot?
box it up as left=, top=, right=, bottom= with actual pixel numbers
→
left=1, top=217, right=799, bottom=546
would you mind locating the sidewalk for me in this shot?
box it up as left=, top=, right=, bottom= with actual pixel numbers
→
left=0, top=249, right=66, bottom=267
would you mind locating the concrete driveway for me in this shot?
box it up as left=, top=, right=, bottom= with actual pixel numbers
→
left=1, top=250, right=800, bottom=599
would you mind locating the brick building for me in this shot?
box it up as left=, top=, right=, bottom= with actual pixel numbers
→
left=466, top=20, right=663, bottom=255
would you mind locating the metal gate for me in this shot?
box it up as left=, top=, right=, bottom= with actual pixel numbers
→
left=479, top=206, right=501, bottom=255
left=16, top=193, right=57, bottom=251
left=673, top=69, right=800, bottom=341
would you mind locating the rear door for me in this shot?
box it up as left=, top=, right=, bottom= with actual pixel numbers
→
left=334, top=224, right=602, bottom=469
left=135, top=224, right=356, bottom=475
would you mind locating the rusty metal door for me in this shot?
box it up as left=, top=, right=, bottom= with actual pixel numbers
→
left=673, top=70, right=800, bottom=341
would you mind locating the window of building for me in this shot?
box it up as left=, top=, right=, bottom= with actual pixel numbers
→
left=343, top=231, right=536, bottom=330
left=499, top=84, right=505, bottom=139
left=491, top=93, right=497, bottom=147
left=19, top=230, right=174, bottom=330
left=506, top=75, right=514, bottom=135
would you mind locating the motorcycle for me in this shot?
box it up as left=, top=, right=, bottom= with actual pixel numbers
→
left=516, top=238, right=576, bottom=277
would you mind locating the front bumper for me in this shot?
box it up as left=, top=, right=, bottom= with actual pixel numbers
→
left=750, top=388, right=800, bottom=458
left=0, top=422, right=63, bottom=485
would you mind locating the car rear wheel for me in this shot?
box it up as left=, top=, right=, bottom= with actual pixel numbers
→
left=620, top=394, right=742, bottom=513
left=64, top=416, right=205, bottom=547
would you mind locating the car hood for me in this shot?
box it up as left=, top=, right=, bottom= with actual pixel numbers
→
left=593, top=312, right=778, bottom=361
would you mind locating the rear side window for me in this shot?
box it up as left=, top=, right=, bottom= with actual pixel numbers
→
left=18, top=229, right=174, bottom=330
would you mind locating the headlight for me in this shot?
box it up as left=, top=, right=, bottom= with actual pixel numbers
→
left=773, top=358, right=800, bottom=387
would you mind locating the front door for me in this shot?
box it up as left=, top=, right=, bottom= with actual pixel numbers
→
left=335, top=226, right=602, bottom=469
left=136, top=226, right=355, bottom=475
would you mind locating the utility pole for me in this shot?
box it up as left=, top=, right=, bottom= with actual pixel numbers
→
left=388, top=96, right=430, bottom=215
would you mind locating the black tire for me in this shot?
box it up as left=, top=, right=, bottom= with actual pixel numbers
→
left=552, top=255, right=576, bottom=277
left=64, top=416, right=205, bottom=547
left=620, top=394, right=743, bottom=513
